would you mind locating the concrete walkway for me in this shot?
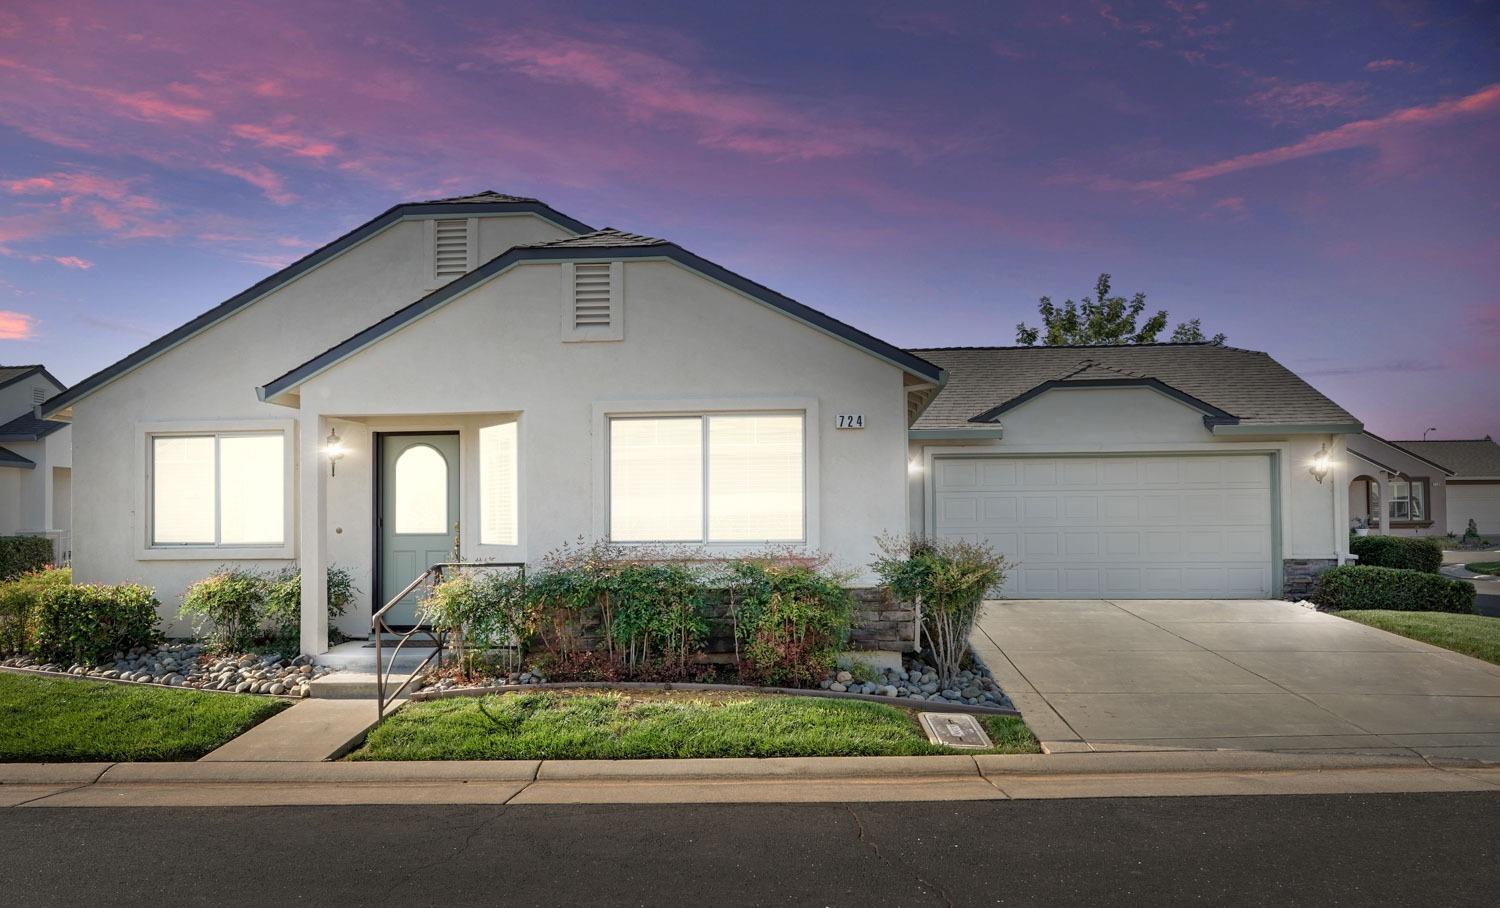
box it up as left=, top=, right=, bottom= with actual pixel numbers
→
left=198, top=698, right=388, bottom=762
left=4, top=751, right=1499, bottom=807
left=972, top=598, right=1500, bottom=761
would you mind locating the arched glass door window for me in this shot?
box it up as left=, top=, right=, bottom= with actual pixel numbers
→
left=394, top=443, right=448, bottom=534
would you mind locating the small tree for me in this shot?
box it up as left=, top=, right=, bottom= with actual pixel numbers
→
left=872, top=534, right=1009, bottom=685
left=1015, top=273, right=1225, bottom=346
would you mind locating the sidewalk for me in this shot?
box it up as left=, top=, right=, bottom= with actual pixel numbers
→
left=4, top=750, right=1498, bottom=807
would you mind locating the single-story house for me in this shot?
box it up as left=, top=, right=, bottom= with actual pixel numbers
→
left=1344, top=433, right=1453, bottom=537
left=1391, top=437, right=1500, bottom=535
left=0, top=364, right=71, bottom=561
left=40, top=191, right=1362, bottom=655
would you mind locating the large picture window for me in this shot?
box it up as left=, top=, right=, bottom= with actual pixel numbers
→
left=151, top=432, right=286, bottom=546
left=608, top=413, right=804, bottom=544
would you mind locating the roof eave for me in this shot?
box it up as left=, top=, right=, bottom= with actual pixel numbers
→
left=1209, top=420, right=1364, bottom=437
left=909, top=427, right=1004, bottom=440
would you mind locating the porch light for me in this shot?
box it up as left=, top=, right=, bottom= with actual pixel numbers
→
left=324, top=427, right=346, bottom=477
left=908, top=458, right=924, bottom=476
left=1309, top=445, right=1332, bottom=484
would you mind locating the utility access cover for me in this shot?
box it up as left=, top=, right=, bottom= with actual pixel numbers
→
left=918, top=712, right=993, bottom=749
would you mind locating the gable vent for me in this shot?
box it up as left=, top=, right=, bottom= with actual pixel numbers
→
left=572, top=263, right=613, bottom=328
left=33, top=387, right=46, bottom=405
left=433, top=219, right=471, bottom=281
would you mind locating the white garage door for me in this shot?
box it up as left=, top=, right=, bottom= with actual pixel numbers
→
left=1447, top=483, right=1500, bottom=535
left=934, top=454, right=1273, bottom=598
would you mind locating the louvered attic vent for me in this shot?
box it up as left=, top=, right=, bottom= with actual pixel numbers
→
left=433, top=219, right=470, bottom=281
left=33, top=387, right=46, bottom=405
left=573, top=263, right=613, bottom=328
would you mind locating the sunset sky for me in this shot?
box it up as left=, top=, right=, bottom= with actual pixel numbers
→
left=1, top=0, right=1496, bottom=437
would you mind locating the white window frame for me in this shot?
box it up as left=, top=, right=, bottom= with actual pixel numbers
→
left=592, top=398, right=819, bottom=550
left=135, top=419, right=297, bottom=560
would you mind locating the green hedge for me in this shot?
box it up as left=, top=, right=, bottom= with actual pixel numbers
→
left=30, top=583, right=161, bottom=665
left=0, top=568, right=71, bottom=655
left=1349, top=535, right=1443, bottom=574
left=0, top=535, right=54, bottom=581
left=1313, top=565, right=1475, bottom=614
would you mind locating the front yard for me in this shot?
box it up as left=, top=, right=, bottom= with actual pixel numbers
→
left=1336, top=610, right=1500, bottom=667
left=351, top=690, right=1039, bottom=760
left=0, top=672, right=289, bottom=762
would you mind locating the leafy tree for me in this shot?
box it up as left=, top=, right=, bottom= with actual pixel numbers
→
left=1015, top=273, right=1225, bottom=346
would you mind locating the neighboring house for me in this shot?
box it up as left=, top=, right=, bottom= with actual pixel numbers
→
left=40, top=191, right=1361, bottom=654
left=0, top=364, right=72, bottom=561
left=1344, top=433, right=1452, bottom=537
left=1392, top=437, right=1500, bottom=535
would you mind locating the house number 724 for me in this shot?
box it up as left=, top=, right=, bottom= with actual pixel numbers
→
left=835, top=413, right=865, bottom=429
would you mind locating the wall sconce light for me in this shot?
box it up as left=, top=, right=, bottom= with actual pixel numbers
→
left=324, top=427, right=346, bottom=477
left=1309, top=444, right=1332, bottom=484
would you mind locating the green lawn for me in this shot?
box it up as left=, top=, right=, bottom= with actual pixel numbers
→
left=0, top=672, right=290, bottom=762
left=351, top=691, right=1039, bottom=761
left=1337, top=611, right=1500, bottom=666
left=1463, top=561, right=1500, bottom=575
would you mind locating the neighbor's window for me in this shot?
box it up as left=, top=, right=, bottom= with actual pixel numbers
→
left=151, top=432, right=285, bottom=546
left=608, top=413, right=804, bottom=543
left=479, top=422, right=518, bottom=546
left=1388, top=479, right=1428, bottom=523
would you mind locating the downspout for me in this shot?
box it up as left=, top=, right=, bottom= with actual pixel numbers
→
left=1332, top=434, right=1352, bottom=566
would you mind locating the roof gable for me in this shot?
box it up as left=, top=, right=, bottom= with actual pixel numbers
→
left=910, top=344, right=1361, bottom=433
left=40, top=192, right=593, bottom=419
left=1392, top=438, right=1500, bottom=477
left=0, top=365, right=63, bottom=394
left=258, top=231, right=943, bottom=402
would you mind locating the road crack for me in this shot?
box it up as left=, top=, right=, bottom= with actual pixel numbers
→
left=845, top=804, right=954, bottom=907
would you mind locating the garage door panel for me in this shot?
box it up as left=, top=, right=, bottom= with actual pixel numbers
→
left=937, top=454, right=1273, bottom=599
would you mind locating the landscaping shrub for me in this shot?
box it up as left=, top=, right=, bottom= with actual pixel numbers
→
left=872, top=534, right=1010, bottom=685
left=723, top=555, right=854, bottom=687
left=179, top=569, right=268, bottom=652
left=1313, top=565, right=1475, bottom=614
left=526, top=540, right=711, bottom=674
left=1349, top=535, right=1443, bottom=574
left=263, top=565, right=356, bottom=647
left=29, top=582, right=160, bottom=665
left=182, top=565, right=356, bottom=654
left=420, top=569, right=534, bottom=677
left=0, top=567, right=71, bottom=655
left=0, top=535, right=54, bottom=581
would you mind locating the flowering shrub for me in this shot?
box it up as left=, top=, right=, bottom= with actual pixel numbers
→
left=872, top=534, right=1009, bottom=684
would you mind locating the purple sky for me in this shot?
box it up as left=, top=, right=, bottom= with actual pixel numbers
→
left=1, top=0, right=1496, bottom=438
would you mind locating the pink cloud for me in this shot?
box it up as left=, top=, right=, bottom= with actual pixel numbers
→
left=1366, top=58, right=1423, bottom=73
left=1134, top=83, right=1500, bottom=191
left=0, top=310, right=36, bottom=340
left=206, top=162, right=295, bottom=205
left=1242, top=78, right=1370, bottom=126
left=481, top=29, right=917, bottom=161
left=230, top=123, right=338, bottom=159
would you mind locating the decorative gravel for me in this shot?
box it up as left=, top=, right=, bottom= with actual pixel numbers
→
left=0, top=643, right=338, bottom=698
left=820, top=657, right=1014, bottom=709
left=417, top=657, right=1014, bottom=710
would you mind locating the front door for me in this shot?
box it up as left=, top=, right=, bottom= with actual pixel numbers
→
left=378, top=432, right=460, bottom=627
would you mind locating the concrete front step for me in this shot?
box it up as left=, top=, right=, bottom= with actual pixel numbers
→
left=308, top=671, right=430, bottom=700
left=314, top=640, right=437, bottom=673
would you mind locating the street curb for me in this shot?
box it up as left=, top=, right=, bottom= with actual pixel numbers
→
left=2, top=749, right=1478, bottom=787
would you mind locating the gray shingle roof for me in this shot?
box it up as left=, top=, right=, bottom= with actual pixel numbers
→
left=521, top=228, right=668, bottom=249
left=0, top=366, right=40, bottom=384
left=0, top=411, right=67, bottom=441
left=1390, top=438, right=1500, bottom=477
left=0, top=446, right=35, bottom=469
left=909, top=343, right=1360, bottom=431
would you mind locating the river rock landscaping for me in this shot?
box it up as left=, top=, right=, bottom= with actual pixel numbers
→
left=819, top=658, right=1013, bottom=708
left=1, top=642, right=338, bottom=698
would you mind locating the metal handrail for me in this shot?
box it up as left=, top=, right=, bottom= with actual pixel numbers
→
left=372, top=562, right=526, bottom=718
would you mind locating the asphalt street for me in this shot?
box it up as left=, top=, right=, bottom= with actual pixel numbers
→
left=3, top=793, right=1497, bottom=906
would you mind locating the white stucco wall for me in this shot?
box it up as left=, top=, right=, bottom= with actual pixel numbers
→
left=907, top=386, right=1351, bottom=585
left=65, top=212, right=571, bottom=632
left=295, top=258, right=911, bottom=628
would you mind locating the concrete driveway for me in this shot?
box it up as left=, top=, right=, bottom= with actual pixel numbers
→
left=971, top=599, right=1500, bottom=762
